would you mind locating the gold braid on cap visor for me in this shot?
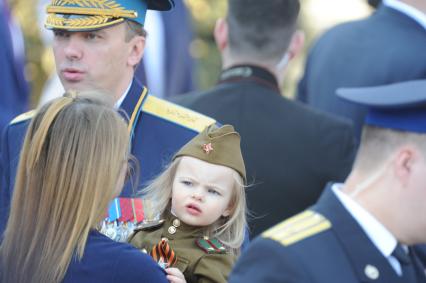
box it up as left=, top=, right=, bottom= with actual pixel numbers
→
left=45, top=0, right=138, bottom=30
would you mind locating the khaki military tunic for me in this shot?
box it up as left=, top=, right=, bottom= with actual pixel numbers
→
left=128, top=213, right=236, bottom=283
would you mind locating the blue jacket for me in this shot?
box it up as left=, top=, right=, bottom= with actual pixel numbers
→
left=63, top=230, right=168, bottom=283
left=297, top=5, right=426, bottom=142
left=0, top=6, right=29, bottom=132
left=0, top=78, right=216, bottom=234
left=229, top=186, right=426, bottom=283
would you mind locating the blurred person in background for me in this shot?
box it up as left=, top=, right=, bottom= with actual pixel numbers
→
left=0, top=0, right=29, bottom=132
left=297, top=0, right=426, bottom=145
left=173, top=0, right=356, bottom=237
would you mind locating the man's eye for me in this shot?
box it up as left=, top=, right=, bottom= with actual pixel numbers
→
left=53, top=31, right=68, bottom=38
left=86, top=33, right=99, bottom=40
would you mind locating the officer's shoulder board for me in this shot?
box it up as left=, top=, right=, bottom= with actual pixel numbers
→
left=142, top=95, right=216, bottom=132
left=262, top=210, right=331, bottom=247
left=10, top=110, right=36, bottom=125
left=195, top=236, right=227, bottom=254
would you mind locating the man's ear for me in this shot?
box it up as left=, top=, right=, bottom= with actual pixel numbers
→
left=393, top=146, right=416, bottom=186
left=214, top=18, right=228, bottom=52
left=127, top=36, right=145, bottom=67
left=286, top=30, right=305, bottom=61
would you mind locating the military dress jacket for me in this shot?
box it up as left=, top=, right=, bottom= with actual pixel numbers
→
left=128, top=213, right=236, bottom=283
left=62, top=230, right=168, bottom=283
left=229, top=185, right=426, bottom=283
left=0, top=78, right=216, bottom=234
left=297, top=4, right=426, bottom=142
left=173, top=65, right=356, bottom=237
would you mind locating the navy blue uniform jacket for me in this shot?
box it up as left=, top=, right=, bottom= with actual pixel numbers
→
left=229, top=186, right=426, bottom=283
left=297, top=5, right=426, bottom=141
left=63, top=230, right=167, bottom=283
left=0, top=79, right=216, bottom=234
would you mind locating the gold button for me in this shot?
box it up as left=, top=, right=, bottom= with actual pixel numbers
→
left=168, top=226, right=177, bottom=235
left=173, top=219, right=181, bottom=228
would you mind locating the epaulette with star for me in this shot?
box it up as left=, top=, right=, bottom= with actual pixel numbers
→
left=10, top=110, right=36, bottom=125
left=195, top=236, right=227, bottom=254
left=262, top=210, right=331, bottom=246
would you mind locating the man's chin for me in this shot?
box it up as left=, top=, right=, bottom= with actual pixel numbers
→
left=62, top=81, right=96, bottom=92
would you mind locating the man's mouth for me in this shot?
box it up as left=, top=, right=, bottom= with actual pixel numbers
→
left=61, top=68, right=85, bottom=82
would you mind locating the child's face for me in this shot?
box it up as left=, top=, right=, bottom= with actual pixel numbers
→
left=171, top=156, right=235, bottom=227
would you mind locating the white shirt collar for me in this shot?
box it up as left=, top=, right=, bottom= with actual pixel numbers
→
left=331, top=184, right=397, bottom=258
left=383, top=0, right=426, bottom=30
left=114, top=81, right=133, bottom=109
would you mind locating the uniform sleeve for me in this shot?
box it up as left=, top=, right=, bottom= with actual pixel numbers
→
left=112, top=246, right=168, bottom=283
left=191, top=253, right=236, bottom=283
left=228, top=238, right=309, bottom=283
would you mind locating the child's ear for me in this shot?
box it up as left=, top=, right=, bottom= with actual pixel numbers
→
left=222, top=206, right=232, bottom=217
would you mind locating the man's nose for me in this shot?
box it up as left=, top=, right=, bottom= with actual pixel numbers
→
left=63, top=36, right=83, bottom=61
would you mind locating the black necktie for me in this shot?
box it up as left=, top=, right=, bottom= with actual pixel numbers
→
left=392, top=244, right=422, bottom=283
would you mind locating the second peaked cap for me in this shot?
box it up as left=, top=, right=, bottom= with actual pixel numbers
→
left=174, top=124, right=246, bottom=181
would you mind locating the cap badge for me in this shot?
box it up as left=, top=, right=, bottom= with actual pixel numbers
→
left=202, top=143, right=214, bottom=154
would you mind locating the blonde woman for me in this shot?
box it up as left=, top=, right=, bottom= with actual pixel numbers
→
left=128, top=124, right=247, bottom=283
left=0, top=92, right=168, bottom=283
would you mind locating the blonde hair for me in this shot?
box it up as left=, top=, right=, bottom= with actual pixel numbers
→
left=354, top=125, right=426, bottom=172
left=0, top=91, right=130, bottom=283
left=141, top=157, right=247, bottom=255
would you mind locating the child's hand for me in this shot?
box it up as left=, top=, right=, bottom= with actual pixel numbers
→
left=165, top=267, right=186, bottom=283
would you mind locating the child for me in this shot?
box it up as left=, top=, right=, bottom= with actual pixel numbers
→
left=0, top=92, right=168, bottom=283
left=128, top=124, right=247, bottom=283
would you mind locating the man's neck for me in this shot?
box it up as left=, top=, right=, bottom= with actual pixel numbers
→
left=222, top=56, right=284, bottom=85
left=342, top=172, right=406, bottom=244
left=113, top=75, right=134, bottom=104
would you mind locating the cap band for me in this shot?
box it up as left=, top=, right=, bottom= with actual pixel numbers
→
left=366, top=107, right=426, bottom=133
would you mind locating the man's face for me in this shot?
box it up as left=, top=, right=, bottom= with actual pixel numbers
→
left=52, top=23, right=137, bottom=98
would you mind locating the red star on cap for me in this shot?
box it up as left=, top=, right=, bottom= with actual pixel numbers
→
left=202, top=143, right=214, bottom=154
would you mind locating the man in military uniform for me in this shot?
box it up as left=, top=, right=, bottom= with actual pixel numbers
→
left=229, top=80, right=426, bottom=283
left=173, top=0, right=356, bottom=237
left=0, top=0, right=216, bottom=236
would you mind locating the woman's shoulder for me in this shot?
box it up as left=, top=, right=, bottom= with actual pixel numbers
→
left=63, top=231, right=168, bottom=283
